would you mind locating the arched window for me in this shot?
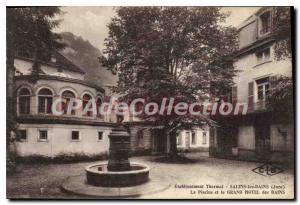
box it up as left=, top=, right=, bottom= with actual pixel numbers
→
left=38, top=88, right=53, bottom=114
left=96, top=98, right=102, bottom=118
left=18, top=88, right=30, bottom=114
left=82, top=94, right=92, bottom=117
left=62, top=90, right=76, bottom=115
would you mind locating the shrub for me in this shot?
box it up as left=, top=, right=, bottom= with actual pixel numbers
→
left=16, top=152, right=108, bottom=164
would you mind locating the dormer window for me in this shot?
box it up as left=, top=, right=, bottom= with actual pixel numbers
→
left=258, top=10, right=272, bottom=36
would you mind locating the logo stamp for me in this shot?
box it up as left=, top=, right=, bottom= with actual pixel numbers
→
left=252, top=163, right=284, bottom=176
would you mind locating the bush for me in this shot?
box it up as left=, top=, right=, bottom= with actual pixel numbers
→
left=6, top=154, right=16, bottom=175
left=16, top=152, right=108, bottom=164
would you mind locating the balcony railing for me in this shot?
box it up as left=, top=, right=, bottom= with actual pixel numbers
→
left=247, top=100, right=270, bottom=114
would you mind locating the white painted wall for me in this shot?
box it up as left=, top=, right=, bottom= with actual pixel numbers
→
left=234, top=40, right=293, bottom=155
left=238, top=124, right=294, bottom=153
left=233, top=44, right=292, bottom=104
left=15, top=124, right=111, bottom=157
left=177, top=126, right=210, bottom=150
left=237, top=126, right=255, bottom=150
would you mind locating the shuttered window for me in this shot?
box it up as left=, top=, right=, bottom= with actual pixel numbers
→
left=256, top=77, right=270, bottom=101
left=269, top=75, right=278, bottom=89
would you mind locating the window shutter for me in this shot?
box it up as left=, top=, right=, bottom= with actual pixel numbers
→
left=232, top=86, right=237, bottom=104
left=178, top=134, right=182, bottom=145
left=248, top=82, right=254, bottom=104
left=269, top=75, right=278, bottom=88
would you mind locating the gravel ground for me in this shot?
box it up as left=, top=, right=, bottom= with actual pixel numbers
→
left=7, top=153, right=294, bottom=199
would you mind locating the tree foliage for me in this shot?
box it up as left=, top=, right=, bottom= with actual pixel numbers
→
left=268, top=76, right=293, bottom=122
left=7, top=7, right=65, bottom=61
left=272, top=7, right=292, bottom=60
left=102, top=7, right=238, bottom=156
left=6, top=7, right=64, bottom=172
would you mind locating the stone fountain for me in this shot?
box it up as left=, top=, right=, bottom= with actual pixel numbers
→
left=61, top=124, right=171, bottom=197
left=85, top=126, right=150, bottom=187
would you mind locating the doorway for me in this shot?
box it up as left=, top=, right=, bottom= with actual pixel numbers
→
left=255, top=122, right=271, bottom=161
left=217, top=124, right=238, bottom=156
left=152, top=129, right=167, bottom=154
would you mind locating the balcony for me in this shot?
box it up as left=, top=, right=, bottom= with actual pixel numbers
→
left=247, top=100, right=270, bottom=114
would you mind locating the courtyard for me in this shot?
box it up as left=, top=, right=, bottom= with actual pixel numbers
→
left=7, top=153, right=294, bottom=199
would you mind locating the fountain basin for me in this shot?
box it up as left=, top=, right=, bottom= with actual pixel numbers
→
left=86, top=162, right=150, bottom=187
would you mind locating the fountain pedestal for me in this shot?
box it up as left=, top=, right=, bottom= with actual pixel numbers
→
left=107, top=127, right=131, bottom=171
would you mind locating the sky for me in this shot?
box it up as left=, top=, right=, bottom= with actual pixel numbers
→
left=55, top=7, right=260, bottom=52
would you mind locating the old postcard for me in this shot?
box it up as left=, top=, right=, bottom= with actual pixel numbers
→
left=6, top=6, right=294, bottom=199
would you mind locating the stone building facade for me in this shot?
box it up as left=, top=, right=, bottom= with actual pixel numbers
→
left=211, top=8, right=294, bottom=163
left=13, top=52, right=210, bottom=158
left=123, top=112, right=210, bottom=155
left=14, top=54, right=116, bottom=157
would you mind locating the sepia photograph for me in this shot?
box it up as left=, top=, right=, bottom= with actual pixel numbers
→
left=5, top=5, right=294, bottom=199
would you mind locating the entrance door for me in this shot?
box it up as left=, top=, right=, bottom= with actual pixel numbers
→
left=217, top=125, right=238, bottom=156
left=152, top=129, right=166, bottom=154
left=255, top=123, right=271, bottom=161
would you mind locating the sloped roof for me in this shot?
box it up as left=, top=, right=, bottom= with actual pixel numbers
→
left=237, top=7, right=276, bottom=31
left=15, top=50, right=85, bottom=74
left=237, top=7, right=264, bottom=30
left=50, top=50, right=85, bottom=74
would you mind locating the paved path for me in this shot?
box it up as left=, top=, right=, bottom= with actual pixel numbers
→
left=7, top=153, right=294, bottom=199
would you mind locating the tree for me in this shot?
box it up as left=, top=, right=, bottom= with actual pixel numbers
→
left=6, top=7, right=64, bottom=172
left=268, top=76, right=293, bottom=123
left=272, top=7, right=292, bottom=60
left=101, top=7, right=238, bottom=158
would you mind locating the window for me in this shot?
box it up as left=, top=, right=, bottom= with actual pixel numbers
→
left=98, top=132, right=103, bottom=141
left=202, top=132, right=207, bottom=144
left=82, top=94, right=93, bottom=117
left=39, top=130, right=48, bottom=141
left=256, top=48, right=271, bottom=64
left=18, top=88, right=30, bottom=114
left=38, top=88, right=53, bottom=114
left=176, top=133, right=182, bottom=145
left=71, top=131, right=80, bottom=141
left=62, top=90, right=76, bottom=115
left=191, top=131, right=196, bottom=145
left=19, top=130, right=27, bottom=141
left=96, top=98, right=102, bottom=118
left=256, top=77, right=270, bottom=101
left=259, top=11, right=271, bottom=35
